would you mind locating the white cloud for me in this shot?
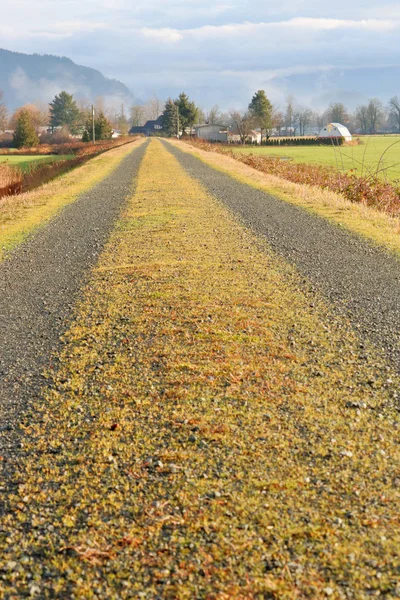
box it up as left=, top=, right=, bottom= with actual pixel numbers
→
left=1, top=1, right=400, bottom=110
left=141, top=27, right=183, bottom=42
left=139, top=17, right=398, bottom=41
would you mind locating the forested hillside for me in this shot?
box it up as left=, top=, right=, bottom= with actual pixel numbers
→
left=0, top=48, right=133, bottom=109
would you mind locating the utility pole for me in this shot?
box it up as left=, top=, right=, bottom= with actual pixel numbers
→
left=176, top=105, right=180, bottom=139
left=92, top=105, right=96, bottom=143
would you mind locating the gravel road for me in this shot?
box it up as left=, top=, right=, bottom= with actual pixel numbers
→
left=0, top=141, right=148, bottom=462
left=165, top=141, right=400, bottom=370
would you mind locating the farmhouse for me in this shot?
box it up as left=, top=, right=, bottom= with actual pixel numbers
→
left=195, top=124, right=229, bottom=142
left=129, top=116, right=164, bottom=136
left=319, top=123, right=352, bottom=142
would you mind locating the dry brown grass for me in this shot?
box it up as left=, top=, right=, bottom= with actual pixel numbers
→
left=0, top=163, right=22, bottom=197
left=0, top=137, right=134, bottom=156
left=190, top=139, right=400, bottom=216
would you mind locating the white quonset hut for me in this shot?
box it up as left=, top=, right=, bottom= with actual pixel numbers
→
left=319, top=123, right=352, bottom=142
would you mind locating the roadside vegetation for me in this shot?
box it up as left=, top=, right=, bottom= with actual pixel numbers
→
left=0, top=138, right=136, bottom=201
left=234, top=136, right=400, bottom=182
left=0, top=163, right=22, bottom=197
left=175, top=139, right=400, bottom=256
left=1, top=140, right=399, bottom=598
left=0, top=139, right=143, bottom=260
left=0, top=154, right=72, bottom=172
left=189, top=138, right=400, bottom=218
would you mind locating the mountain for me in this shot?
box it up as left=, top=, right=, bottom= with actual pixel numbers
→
left=269, top=66, right=400, bottom=110
left=0, top=48, right=133, bottom=110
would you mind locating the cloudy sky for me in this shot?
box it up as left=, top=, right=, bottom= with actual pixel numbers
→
left=1, top=0, right=399, bottom=109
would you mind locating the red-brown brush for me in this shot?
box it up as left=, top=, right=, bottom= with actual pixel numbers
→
left=191, top=139, right=400, bottom=217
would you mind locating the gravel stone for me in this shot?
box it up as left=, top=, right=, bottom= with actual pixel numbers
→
left=165, top=141, right=400, bottom=371
left=0, top=141, right=148, bottom=467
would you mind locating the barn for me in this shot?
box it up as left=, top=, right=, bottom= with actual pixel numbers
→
left=195, top=124, right=229, bottom=142
left=318, top=123, right=352, bottom=142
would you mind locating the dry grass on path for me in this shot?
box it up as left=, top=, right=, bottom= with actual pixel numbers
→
left=0, top=139, right=144, bottom=261
left=173, top=140, right=400, bottom=258
left=1, top=140, right=399, bottom=599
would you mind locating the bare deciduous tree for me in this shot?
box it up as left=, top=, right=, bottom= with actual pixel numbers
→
left=294, top=107, right=313, bottom=136
left=366, top=98, right=384, bottom=134
left=388, top=96, right=400, bottom=133
left=0, top=91, right=8, bottom=132
left=147, top=95, right=163, bottom=120
left=326, top=102, right=349, bottom=125
left=272, top=109, right=285, bottom=136
left=229, top=110, right=255, bottom=144
left=206, top=105, right=221, bottom=124
left=9, top=103, right=48, bottom=132
left=314, top=111, right=325, bottom=129
left=130, top=105, right=145, bottom=127
left=355, top=105, right=369, bottom=134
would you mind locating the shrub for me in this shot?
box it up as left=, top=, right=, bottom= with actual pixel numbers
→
left=39, top=126, right=73, bottom=145
left=258, top=137, right=344, bottom=147
left=0, top=163, right=23, bottom=197
left=13, top=110, right=39, bottom=148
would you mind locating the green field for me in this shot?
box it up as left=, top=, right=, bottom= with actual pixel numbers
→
left=0, top=154, right=72, bottom=172
left=234, top=136, right=400, bottom=182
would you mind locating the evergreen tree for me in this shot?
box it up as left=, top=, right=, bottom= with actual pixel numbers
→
left=95, top=112, right=113, bottom=139
left=13, top=109, right=39, bottom=148
left=82, top=111, right=113, bottom=142
left=248, top=90, right=273, bottom=141
left=162, top=99, right=179, bottom=136
left=175, top=93, right=198, bottom=134
left=49, top=91, right=82, bottom=135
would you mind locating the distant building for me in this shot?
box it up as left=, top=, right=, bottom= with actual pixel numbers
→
left=111, top=129, right=122, bottom=138
left=229, top=129, right=261, bottom=144
left=129, top=116, right=164, bottom=136
left=195, top=124, right=229, bottom=142
left=319, top=123, right=352, bottom=142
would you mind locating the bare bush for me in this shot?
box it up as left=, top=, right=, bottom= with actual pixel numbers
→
left=190, top=139, right=400, bottom=217
left=0, top=163, right=23, bottom=197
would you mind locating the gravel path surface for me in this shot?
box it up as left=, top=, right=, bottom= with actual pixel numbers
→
left=0, top=141, right=148, bottom=464
left=165, top=141, right=400, bottom=371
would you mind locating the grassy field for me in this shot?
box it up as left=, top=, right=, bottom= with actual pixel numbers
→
left=234, top=136, right=400, bottom=181
left=0, top=154, right=72, bottom=172
left=1, top=140, right=398, bottom=598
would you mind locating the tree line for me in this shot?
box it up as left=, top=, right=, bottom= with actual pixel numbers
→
left=0, top=91, right=121, bottom=148
left=2, top=87, right=400, bottom=148
left=138, top=92, right=400, bottom=139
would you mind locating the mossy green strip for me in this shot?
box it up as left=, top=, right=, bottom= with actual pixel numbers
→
left=1, top=140, right=399, bottom=599
left=175, top=141, right=400, bottom=258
